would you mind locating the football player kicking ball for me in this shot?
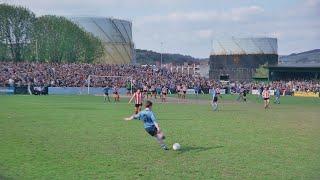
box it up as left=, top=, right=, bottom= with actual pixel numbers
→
left=124, top=101, right=169, bottom=150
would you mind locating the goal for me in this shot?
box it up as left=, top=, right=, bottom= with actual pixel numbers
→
left=87, top=75, right=133, bottom=95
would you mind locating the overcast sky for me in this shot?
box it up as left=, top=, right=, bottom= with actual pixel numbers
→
left=2, top=0, right=320, bottom=58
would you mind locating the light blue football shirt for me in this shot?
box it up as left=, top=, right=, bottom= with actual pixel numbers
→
left=211, top=88, right=216, bottom=99
left=133, top=108, right=157, bottom=129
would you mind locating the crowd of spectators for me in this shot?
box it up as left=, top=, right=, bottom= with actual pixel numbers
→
left=1, top=61, right=319, bottom=94
left=0, top=62, right=212, bottom=91
left=228, top=81, right=320, bottom=94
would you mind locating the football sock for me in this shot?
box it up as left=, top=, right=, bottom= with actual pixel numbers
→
left=161, top=144, right=169, bottom=150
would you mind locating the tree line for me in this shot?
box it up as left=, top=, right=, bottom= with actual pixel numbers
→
left=135, top=49, right=201, bottom=65
left=0, top=3, right=104, bottom=63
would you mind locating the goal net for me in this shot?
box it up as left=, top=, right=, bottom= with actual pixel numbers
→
left=86, top=75, right=133, bottom=95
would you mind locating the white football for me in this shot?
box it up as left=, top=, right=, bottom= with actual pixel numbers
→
left=172, top=143, right=181, bottom=150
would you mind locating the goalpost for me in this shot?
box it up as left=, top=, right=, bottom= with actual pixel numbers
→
left=87, top=75, right=133, bottom=95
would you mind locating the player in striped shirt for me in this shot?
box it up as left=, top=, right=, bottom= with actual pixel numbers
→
left=262, top=87, right=270, bottom=109
left=216, top=87, right=222, bottom=99
left=142, top=84, right=149, bottom=99
left=182, top=84, right=187, bottom=99
left=150, top=85, right=156, bottom=99
left=113, top=85, right=120, bottom=102
left=176, top=84, right=181, bottom=99
left=161, top=86, right=168, bottom=102
left=129, top=89, right=144, bottom=114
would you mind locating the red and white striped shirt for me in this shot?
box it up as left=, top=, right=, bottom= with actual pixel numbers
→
left=134, top=92, right=143, bottom=104
left=182, top=85, right=187, bottom=91
left=262, top=90, right=270, bottom=98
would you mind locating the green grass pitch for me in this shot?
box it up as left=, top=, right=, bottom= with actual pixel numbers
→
left=0, top=95, right=320, bottom=179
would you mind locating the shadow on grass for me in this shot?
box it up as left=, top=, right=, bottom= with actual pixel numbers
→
left=178, top=145, right=224, bottom=153
left=159, top=118, right=194, bottom=121
left=214, top=109, right=247, bottom=112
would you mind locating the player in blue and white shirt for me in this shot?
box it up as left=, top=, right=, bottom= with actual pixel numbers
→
left=124, top=100, right=168, bottom=150
left=103, top=86, right=110, bottom=102
left=274, top=87, right=281, bottom=104
left=211, top=86, right=218, bottom=111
